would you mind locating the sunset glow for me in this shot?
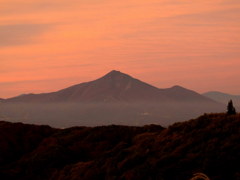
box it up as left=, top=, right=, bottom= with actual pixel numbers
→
left=1, top=0, right=240, bottom=98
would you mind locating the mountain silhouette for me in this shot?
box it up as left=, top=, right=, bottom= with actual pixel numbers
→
left=203, top=91, right=240, bottom=107
left=5, top=70, right=216, bottom=103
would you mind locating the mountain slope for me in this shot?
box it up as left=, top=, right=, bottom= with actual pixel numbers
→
left=5, top=70, right=216, bottom=103
left=162, top=85, right=214, bottom=102
left=203, top=91, right=240, bottom=107
left=0, top=113, right=240, bottom=180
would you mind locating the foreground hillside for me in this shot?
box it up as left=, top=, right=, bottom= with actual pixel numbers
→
left=0, top=113, right=240, bottom=180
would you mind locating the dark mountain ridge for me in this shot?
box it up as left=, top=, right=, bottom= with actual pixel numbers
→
left=0, top=113, right=240, bottom=180
left=5, top=70, right=216, bottom=103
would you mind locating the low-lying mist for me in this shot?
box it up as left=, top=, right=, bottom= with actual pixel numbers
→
left=0, top=102, right=224, bottom=128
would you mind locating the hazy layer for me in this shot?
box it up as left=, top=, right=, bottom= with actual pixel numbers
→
left=0, top=102, right=224, bottom=128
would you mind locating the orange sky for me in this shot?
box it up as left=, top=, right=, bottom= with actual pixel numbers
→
left=1, top=0, right=240, bottom=98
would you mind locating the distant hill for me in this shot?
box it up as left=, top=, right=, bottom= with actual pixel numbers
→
left=203, top=91, right=240, bottom=108
left=0, top=71, right=224, bottom=127
left=0, top=113, right=240, bottom=180
left=5, top=70, right=215, bottom=103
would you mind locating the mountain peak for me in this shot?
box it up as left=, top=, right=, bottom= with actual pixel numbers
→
left=171, top=85, right=185, bottom=89
left=5, top=70, right=217, bottom=104
left=109, top=70, right=121, bottom=74
left=102, top=70, right=131, bottom=79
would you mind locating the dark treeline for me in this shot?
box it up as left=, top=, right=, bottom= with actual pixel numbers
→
left=0, top=113, right=240, bottom=180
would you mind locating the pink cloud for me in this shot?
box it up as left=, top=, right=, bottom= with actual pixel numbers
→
left=0, top=0, right=240, bottom=98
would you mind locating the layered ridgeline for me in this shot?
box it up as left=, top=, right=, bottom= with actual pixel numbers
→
left=0, top=71, right=224, bottom=127
left=0, top=113, right=240, bottom=180
left=203, top=91, right=240, bottom=108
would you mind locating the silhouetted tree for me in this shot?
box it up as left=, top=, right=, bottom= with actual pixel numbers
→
left=227, top=100, right=236, bottom=115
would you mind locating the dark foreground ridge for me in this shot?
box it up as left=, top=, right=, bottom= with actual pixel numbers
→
left=0, top=113, right=240, bottom=180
